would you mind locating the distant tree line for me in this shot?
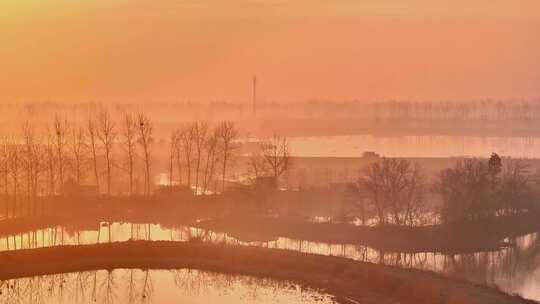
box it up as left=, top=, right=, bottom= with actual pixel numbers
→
left=1, top=100, right=540, bottom=135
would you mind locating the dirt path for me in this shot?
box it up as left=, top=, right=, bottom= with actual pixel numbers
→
left=0, top=241, right=534, bottom=304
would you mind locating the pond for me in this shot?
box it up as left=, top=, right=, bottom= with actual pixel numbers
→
left=0, top=269, right=336, bottom=304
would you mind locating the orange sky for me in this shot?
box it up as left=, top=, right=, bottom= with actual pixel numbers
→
left=0, top=0, right=539, bottom=103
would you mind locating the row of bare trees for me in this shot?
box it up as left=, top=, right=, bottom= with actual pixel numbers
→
left=0, top=108, right=296, bottom=218
left=167, top=121, right=239, bottom=194
left=0, top=110, right=155, bottom=218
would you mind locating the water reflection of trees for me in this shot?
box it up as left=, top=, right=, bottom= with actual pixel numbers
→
left=0, top=269, right=334, bottom=304
left=3, top=223, right=540, bottom=298
left=373, top=233, right=540, bottom=296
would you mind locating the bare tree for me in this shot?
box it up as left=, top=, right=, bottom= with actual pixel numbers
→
left=87, top=117, right=100, bottom=191
left=0, top=138, right=9, bottom=218
left=436, top=157, right=533, bottom=223
left=247, top=152, right=267, bottom=182
left=22, top=122, right=44, bottom=216
left=45, top=129, right=57, bottom=196
left=54, top=115, right=69, bottom=194
left=26, top=128, right=44, bottom=216
left=32, top=144, right=45, bottom=216
left=360, top=158, right=425, bottom=226
left=22, top=122, right=35, bottom=214
left=121, top=113, right=137, bottom=196
left=497, top=159, right=533, bottom=215
left=435, top=159, right=492, bottom=223
left=216, top=121, right=238, bottom=192
left=168, top=131, right=178, bottom=187
left=70, top=125, right=86, bottom=185
left=8, top=141, right=21, bottom=217
left=97, top=110, right=116, bottom=195
left=137, top=113, right=153, bottom=196
left=180, top=124, right=195, bottom=192
left=193, top=121, right=208, bottom=194
left=259, top=135, right=291, bottom=188
left=202, top=129, right=219, bottom=193
left=173, top=129, right=185, bottom=186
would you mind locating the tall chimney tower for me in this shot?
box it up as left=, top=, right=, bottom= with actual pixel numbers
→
left=252, top=75, right=257, bottom=115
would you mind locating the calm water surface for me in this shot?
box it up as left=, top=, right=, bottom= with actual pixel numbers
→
left=289, top=135, right=540, bottom=158
left=1, top=222, right=539, bottom=301
left=0, top=269, right=335, bottom=304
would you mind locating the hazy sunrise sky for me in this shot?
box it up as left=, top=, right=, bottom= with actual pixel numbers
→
left=1, top=0, right=539, bottom=103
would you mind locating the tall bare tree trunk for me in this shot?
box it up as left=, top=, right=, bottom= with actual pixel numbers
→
left=70, top=126, right=86, bottom=185
left=137, top=113, right=153, bottom=196
left=122, top=113, right=136, bottom=196
left=193, top=121, right=207, bottom=195
left=97, top=110, right=116, bottom=196
left=88, top=119, right=100, bottom=192
left=216, top=121, right=238, bottom=192
left=181, top=126, right=194, bottom=192
left=54, top=115, right=68, bottom=195
left=175, top=141, right=183, bottom=186
left=168, top=131, right=177, bottom=187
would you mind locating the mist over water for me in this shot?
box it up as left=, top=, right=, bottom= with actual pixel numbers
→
left=289, top=135, right=540, bottom=158
left=1, top=0, right=539, bottom=301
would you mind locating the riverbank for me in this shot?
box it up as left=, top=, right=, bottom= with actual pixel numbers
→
left=0, top=240, right=533, bottom=304
left=1, top=212, right=539, bottom=254
left=193, top=214, right=539, bottom=253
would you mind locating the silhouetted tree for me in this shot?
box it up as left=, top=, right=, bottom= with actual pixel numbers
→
left=436, top=159, right=492, bottom=223
left=137, top=113, right=153, bottom=196
left=45, top=128, right=57, bottom=196
left=121, top=113, right=137, bottom=196
left=0, top=138, right=9, bottom=217
left=488, top=153, right=502, bottom=176
left=54, top=115, right=68, bottom=194
left=202, top=128, right=219, bottom=193
left=97, top=109, right=116, bottom=195
left=173, top=129, right=186, bottom=186
left=496, top=160, right=533, bottom=216
left=193, top=121, right=208, bottom=194
left=247, top=152, right=267, bottom=181
left=8, top=141, right=21, bottom=217
left=360, top=158, right=424, bottom=226
left=168, top=131, right=178, bottom=187
left=70, top=125, right=86, bottom=185
left=87, top=117, right=100, bottom=191
left=180, top=124, right=195, bottom=191
left=436, top=156, right=534, bottom=223
left=259, top=135, right=291, bottom=188
left=216, top=121, right=238, bottom=192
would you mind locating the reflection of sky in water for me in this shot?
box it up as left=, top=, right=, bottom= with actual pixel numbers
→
left=0, top=269, right=335, bottom=304
left=1, top=224, right=540, bottom=301
left=289, top=135, right=540, bottom=158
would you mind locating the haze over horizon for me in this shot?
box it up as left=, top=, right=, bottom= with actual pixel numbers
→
left=1, top=0, right=539, bottom=103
